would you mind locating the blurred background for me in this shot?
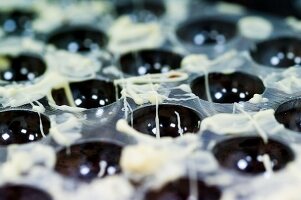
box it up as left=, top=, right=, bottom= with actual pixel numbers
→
left=204, top=0, right=301, bottom=18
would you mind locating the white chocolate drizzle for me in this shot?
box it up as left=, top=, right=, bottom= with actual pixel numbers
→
left=108, top=16, right=165, bottom=54
left=238, top=16, right=273, bottom=40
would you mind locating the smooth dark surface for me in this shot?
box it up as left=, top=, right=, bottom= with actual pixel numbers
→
left=55, top=141, right=122, bottom=181
left=250, top=37, right=301, bottom=68
left=191, top=72, right=265, bottom=103
left=52, top=80, right=118, bottom=109
left=145, top=177, right=221, bottom=200
left=131, top=104, right=201, bottom=138
left=119, top=49, right=183, bottom=76
left=0, top=110, right=50, bottom=146
left=213, top=137, right=294, bottom=174
left=115, top=0, right=165, bottom=18
left=0, top=185, right=52, bottom=200
left=176, top=18, right=237, bottom=48
left=205, top=0, right=301, bottom=18
left=47, top=26, right=108, bottom=53
left=0, top=9, right=36, bottom=35
left=51, top=88, right=69, bottom=107
left=0, top=54, right=47, bottom=82
left=275, top=98, right=301, bottom=132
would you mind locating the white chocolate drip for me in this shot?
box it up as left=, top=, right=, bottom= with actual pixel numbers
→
left=258, top=154, right=274, bottom=178
left=233, top=103, right=268, bottom=143
left=109, top=16, right=164, bottom=54
left=175, top=111, right=183, bottom=137
left=238, top=16, right=273, bottom=40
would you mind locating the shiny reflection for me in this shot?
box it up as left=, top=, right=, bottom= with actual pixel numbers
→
left=2, top=133, right=9, bottom=140
left=0, top=54, right=47, bottom=82
left=52, top=80, right=118, bottom=109
left=213, top=137, right=294, bottom=174
left=0, top=110, right=50, bottom=146
left=237, top=158, right=248, bottom=170
left=47, top=26, right=108, bottom=53
left=0, top=10, right=36, bottom=35
left=191, top=72, right=265, bottom=103
left=131, top=104, right=201, bottom=138
left=55, top=141, right=122, bottom=181
left=250, top=37, right=301, bottom=68
left=176, top=18, right=237, bottom=48
left=80, top=165, right=91, bottom=176
left=193, top=30, right=226, bottom=46
left=275, top=98, right=301, bottom=132
left=70, top=80, right=116, bottom=108
left=119, top=49, right=183, bottom=76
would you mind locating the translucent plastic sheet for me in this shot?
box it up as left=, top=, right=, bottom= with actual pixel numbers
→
left=0, top=0, right=300, bottom=200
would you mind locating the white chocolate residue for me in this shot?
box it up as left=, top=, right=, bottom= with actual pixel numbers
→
left=0, top=38, right=44, bottom=56
left=201, top=109, right=282, bottom=137
left=0, top=38, right=101, bottom=108
left=286, top=16, right=301, bottom=31
left=49, top=113, right=82, bottom=146
left=32, top=0, right=110, bottom=33
left=181, top=54, right=212, bottom=72
left=258, top=154, right=274, bottom=177
left=216, top=2, right=245, bottom=15
left=121, top=83, right=165, bottom=105
left=264, top=67, right=301, bottom=94
left=181, top=50, right=238, bottom=73
left=47, top=50, right=100, bottom=79
left=108, top=16, right=165, bottom=54
left=115, top=71, right=188, bottom=85
left=238, top=16, right=273, bottom=40
left=166, top=0, right=188, bottom=21
left=0, top=1, right=300, bottom=200
left=75, top=177, right=135, bottom=200
left=0, top=0, right=33, bottom=11
left=0, top=144, right=56, bottom=181
left=114, top=71, right=187, bottom=105
left=119, top=134, right=216, bottom=191
left=116, top=119, right=156, bottom=143
left=248, top=94, right=269, bottom=104
left=121, top=145, right=169, bottom=176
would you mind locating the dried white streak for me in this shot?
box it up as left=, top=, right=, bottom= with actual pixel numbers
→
left=233, top=103, right=268, bottom=143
